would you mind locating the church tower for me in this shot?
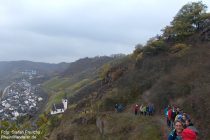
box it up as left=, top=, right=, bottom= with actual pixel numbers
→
left=62, top=99, right=68, bottom=110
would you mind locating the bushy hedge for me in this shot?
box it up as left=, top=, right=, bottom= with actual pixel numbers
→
left=143, top=40, right=167, bottom=56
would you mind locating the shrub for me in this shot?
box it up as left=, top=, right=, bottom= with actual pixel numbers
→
left=143, top=46, right=157, bottom=55
left=170, top=43, right=190, bottom=57
left=36, top=114, right=48, bottom=127
left=143, top=39, right=167, bottom=56
left=133, top=44, right=144, bottom=58
left=111, top=69, right=124, bottom=81
left=99, top=98, right=116, bottom=111
left=136, top=52, right=143, bottom=61
left=99, top=64, right=111, bottom=80
left=170, top=43, right=189, bottom=53
left=50, top=115, right=61, bottom=128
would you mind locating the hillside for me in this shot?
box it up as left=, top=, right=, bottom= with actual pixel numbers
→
left=38, top=2, right=210, bottom=140
left=43, top=47, right=209, bottom=139
left=42, top=40, right=209, bottom=139
left=62, top=56, right=116, bottom=77
left=42, top=56, right=116, bottom=112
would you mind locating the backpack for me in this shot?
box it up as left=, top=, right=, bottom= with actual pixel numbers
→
left=182, top=128, right=197, bottom=140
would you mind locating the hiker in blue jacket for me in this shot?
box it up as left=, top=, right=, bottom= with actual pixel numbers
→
left=168, top=120, right=184, bottom=140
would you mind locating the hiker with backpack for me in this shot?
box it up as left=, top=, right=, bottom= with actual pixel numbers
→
left=175, top=109, right=183, bottom=121
left=185, top=119, right=194, bottom=128
left=139, top=104, right=144, bottom=115
left=182, top=119, right=199, bottom=140
left=168, top=106, right=173, bottom=128
left=148, top=104, right=153, bottom=116
left=146, top=105, right=149, bottom=116
left=142, top=105, right=147, bottom=116
left=181, top=113, right=188, bottom=126
left=164, top=105, right=170, bottom=127
left=151, top=104, right=155, bottom=115
left=171, top=106, right=178, bottom=129
left=134, top=104, right=139, bottom=115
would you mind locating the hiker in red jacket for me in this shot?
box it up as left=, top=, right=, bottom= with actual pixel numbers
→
left=168, top=107, right=173, bottom=128
left=182, top=127, right=197, bottom=140
left=134, top=104, right=139, bottom=115
left=182, top=119, right=199, bottom=140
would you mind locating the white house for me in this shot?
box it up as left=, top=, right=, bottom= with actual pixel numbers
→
left=24, top=100, right=29, bottom=104
left=38, top=97, right=43, bottom=102
left=9, top=107, right=14, bottom=111
left=12, top=111, right=19, bottom=117
left=50, top=99, right=68, bottom=115
left=3, top=103, right=11, bottom=108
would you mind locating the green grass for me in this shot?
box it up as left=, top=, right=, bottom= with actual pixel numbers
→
left=101, top=113, right=161, bottom=140
left=43, top=77, right=72, bottom=92
left=43, top=77, right=92, bottom=112
left=46, top=109, right=162, bottom=140
left=67, top=79, right=90, bottom=91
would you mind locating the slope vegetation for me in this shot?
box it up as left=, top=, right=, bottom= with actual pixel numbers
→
left=36, top=2, right=210, bottom=139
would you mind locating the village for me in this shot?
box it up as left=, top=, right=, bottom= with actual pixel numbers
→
left=0, top=70, right=44, bottom=121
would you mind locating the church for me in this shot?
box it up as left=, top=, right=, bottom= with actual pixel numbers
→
left=50, top=99, right=68, bottom=115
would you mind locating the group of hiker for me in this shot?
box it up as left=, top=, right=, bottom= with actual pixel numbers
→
left=133, top=103, right=155, bottom=116
left=114, top=103, right=155, bottom=116
left=114, top=103, right=199, bottom=139
left=164, top=105, right=198, bottom=140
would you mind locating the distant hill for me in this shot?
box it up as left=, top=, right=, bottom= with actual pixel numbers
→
left=0, top=56, right=116, bottom=89
left=62, top=56, right=116, bottom=77
left=0, top=60, right=69, bottom=75
left=0, top=60, right=70, bottom=89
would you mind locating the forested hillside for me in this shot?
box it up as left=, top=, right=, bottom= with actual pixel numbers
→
left=39, top=2, right=210, bottom=140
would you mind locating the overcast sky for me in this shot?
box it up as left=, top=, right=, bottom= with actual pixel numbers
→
left=0, top=0, right=209, bottom=63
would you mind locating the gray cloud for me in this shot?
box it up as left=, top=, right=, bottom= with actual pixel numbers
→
left=0, top=0, right=209, bottom=63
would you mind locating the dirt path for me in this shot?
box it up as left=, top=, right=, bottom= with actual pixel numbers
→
left=154, top=115, right=170, bottom=140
